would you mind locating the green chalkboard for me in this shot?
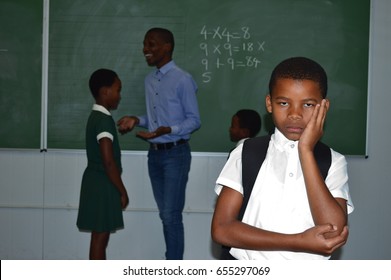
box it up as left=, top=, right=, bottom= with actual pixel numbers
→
left=0, top=0, right=42, bottom=149
left=12, top=0, right=367, bottom=155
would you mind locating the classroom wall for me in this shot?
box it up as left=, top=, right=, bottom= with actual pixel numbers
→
left=0, top=0, right=390, bottom=260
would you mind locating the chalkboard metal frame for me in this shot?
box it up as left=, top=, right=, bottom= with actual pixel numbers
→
left=0, top=0, right=370, bottom=156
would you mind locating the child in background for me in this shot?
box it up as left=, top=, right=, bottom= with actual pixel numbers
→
left=77, top=68, right=129, bottom=260
left=212, top=57, right=354, bottom=260
left=229, top=109, right=262, bottom=147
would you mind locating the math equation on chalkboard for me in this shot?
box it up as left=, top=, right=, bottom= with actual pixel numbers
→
left=199, top=25, right=266, bottom=83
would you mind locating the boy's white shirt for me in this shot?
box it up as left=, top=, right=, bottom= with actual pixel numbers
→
left=215, top=129, right=354, bottom=260
left=235, top=137, right=248, bottom=147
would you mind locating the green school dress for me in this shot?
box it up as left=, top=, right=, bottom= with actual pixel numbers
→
left=76, top=105, right=124, bottom=232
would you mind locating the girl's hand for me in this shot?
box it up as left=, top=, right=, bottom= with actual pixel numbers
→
left=120, top=192, right=129, bottom=209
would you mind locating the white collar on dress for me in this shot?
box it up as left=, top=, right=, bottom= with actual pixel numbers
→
left=92, top=104, right=111, bottom=116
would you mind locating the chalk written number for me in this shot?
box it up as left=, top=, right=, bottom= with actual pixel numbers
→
left=199, top=42, right=265, bottom=57
left=200, top=25, right=251, bottom=42
left=201, top=56, right=261, bottom=71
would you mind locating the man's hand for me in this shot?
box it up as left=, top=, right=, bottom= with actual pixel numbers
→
left=136, top=126, right=171, bottom=140
left=117, top=116, right=139, bottom=134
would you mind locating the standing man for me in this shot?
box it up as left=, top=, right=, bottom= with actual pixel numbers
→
left=118, top=27, right=201, bottom=260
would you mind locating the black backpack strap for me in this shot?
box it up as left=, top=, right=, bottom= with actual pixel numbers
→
left=220, top=135, right=271, bottom=260
left=239, top=135, right=271, bottom=220
left=313, top=141, right=331, bottom=180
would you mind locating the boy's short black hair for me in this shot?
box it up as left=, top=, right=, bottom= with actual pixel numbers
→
left=268, top=57, right=328, bottom=98
left=89, top=68, right=118, bottom=98
left=235, top=109, right=262, bottom=138
left=146, top=27, right=175, bottom=54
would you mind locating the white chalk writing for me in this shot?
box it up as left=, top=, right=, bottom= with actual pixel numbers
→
left=199, top=25, right=265, bottom=83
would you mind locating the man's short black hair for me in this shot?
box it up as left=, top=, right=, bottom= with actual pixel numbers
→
left=146, top=27, right=175, bottom=54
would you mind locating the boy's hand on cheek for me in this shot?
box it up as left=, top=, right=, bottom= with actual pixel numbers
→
left=299, top=99, right=328, bottom=152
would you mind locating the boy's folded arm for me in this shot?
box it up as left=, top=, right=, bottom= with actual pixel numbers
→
left=299, top=148, right=348, bottom=234
left=211, top=186, right=288, bottom=250
left=212, top=186, right=348, bottom=255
